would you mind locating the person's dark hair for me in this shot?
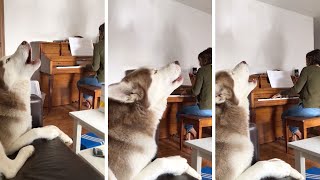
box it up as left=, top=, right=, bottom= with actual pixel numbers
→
left=99, top=23, right=105, bottom=32
left=99, top=23, right=105, bottom=41
left=198, top=47, right=212, bottom=66
left=306, top=49, right=320, bottom=66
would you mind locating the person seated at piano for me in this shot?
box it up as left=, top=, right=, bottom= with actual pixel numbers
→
left=273, top=49, right=320, bottom=141
left=77, top=23, right=105, bottom=108
left=176, top=47, right=212, bottom=140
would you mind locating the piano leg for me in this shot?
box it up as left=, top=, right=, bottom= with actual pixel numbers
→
left=180, top=118, right=185, bottom=150
left=284, top=119, right=289, bottom=153
left=48, top=74, right=53, bottom=113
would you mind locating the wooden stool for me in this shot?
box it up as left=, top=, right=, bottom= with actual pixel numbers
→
left=179, top=114, right=212, bottom=150
left=78, top=84, right=102, bottom=110
left=284, top=116, right=320, bottom=153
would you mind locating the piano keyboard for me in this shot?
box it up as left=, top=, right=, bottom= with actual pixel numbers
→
left=56, top=66, right=81, bottom=69
left=257, top=97, right=299, bottom=101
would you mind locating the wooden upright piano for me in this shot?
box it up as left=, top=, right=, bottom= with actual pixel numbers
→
left=249, top=74, right=299, bottom=144
left=31, top=41, right=93, bottom=112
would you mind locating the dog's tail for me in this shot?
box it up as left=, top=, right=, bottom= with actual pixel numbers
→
left=236, top=159, right=304, bottom=180
left=0, top=142, right=34, bottom=179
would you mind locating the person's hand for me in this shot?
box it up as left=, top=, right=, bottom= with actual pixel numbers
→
left=272, top=93, right=282, bottom=99
left=189, top=73, right=196, bottom=86
left=180, top=89, right=188, bottom=95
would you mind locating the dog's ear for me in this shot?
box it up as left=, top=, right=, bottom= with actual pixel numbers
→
left=108, top=81, right=144, bottom=103
left=215, top=84, right=239, bottom=105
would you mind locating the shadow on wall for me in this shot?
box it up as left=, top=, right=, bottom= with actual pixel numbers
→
left=62, top=0, right=88, bottom=39
left=156, top=22, right=184, bottom=66
left=257, top=17, right=286, bottom=72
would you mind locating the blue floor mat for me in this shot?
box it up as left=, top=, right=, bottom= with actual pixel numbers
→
left=202, top=166, right=212, bottom=180
left=81, top=132, right=104, bottom=150
left=306, top=167, right=320, bottom=180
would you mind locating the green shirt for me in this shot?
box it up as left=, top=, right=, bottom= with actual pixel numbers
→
left=192, top=64, right=212, bottom=109
left=91, top=40, right=105, bottom=83
left=281, top=65, right=320, bottom=108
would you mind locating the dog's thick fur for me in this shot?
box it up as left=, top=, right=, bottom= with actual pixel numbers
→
left=215, top=62, right=304, bottom=180
left=108, top=63, right=201, bottom=180
left=0, top=42, right=72, bottom=179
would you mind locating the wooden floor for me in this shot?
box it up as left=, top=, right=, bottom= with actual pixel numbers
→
left=260, top=139, right=320, bottom=169
left=44, top=103, right=320, bottom=172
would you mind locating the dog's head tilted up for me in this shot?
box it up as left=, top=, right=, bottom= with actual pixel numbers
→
left=109, top=63, right=183, bottom=117
left=215, top=61, right=257, bottom=132
left=0, top=41, right=40, bottom=90
left=216, top=61, right=256, bottom=111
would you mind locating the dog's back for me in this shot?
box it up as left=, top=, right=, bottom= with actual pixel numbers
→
left=108, top=98, right=158, bottom=179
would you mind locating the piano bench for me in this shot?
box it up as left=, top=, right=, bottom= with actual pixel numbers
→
left=179, top=114, right=212, bottom=150
left=78, top=84, right=102, bottom=110
left=284, top=116, right=320, bottom=153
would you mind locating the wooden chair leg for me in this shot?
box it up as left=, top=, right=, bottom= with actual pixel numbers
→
left=93, top=94, right=98, bottom=109
left=194, top=124, right=200, bottom=139
left=79, top=92, right=83, bottom=111
left=198, top=124, right=202, bottom=139
left=97, top=97, right=100, bottom=108
left=180, top=118, right=184, bottom=150
left=301, top=125, right=307, bottom=139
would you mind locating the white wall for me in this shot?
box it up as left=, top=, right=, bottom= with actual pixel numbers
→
left=108, top=0, right=212, bottom=84
left=216, top=0, right=314, bottom=74
left=314, top=17, right=320, bottom=49
left=4, top=0, right=105, bottom=55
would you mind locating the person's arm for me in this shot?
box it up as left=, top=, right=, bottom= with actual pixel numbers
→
left=191, top=68, right=203, bottom=96
left=281, top=67, right=308, bottom=96
left=91, top=43, right=101, bottom=71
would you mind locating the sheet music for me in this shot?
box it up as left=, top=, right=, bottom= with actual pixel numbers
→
left=267, top=70, right=293, bottom=88
left=169, top=95, right=193, bottom=97
left=181, top=70, right=192, bottom=86
left=257, top=97, right=299, bottom=101
left=68, top=37, right=94, bottom=56
left=30, top=81, right=41, bottom=97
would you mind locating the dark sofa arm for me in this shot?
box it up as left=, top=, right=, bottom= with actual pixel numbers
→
left=7, top=139, right=104, bottom=180
left=31, top=94, right=43, bottom=128
left=249, top=123, right=259, bottom=165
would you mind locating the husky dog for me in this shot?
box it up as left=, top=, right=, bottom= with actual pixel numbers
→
left=215, top=61, right=304, bottom=180
left=108, top=63, right=201, bottom=180
left=0, top=41, right=72, bottom=179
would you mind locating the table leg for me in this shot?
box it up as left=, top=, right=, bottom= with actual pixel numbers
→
left=73, top=120, right=82, bottom=154
left=191, top=149, right=202, bottom=174
left=294, top=150, right=305, bottom=178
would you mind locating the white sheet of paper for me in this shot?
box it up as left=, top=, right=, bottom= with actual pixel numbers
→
left=69, top=37, right=94, bottom=56
left=30, top=81, right=41, bottom=98
left=267, top=70, right=293, bottom=88
left=181, top=70, right=192, bottom=86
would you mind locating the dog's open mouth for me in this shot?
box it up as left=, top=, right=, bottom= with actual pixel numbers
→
left=172, top=74, right=183, bottom=84
left=25, top=49, right=39, bottom=65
